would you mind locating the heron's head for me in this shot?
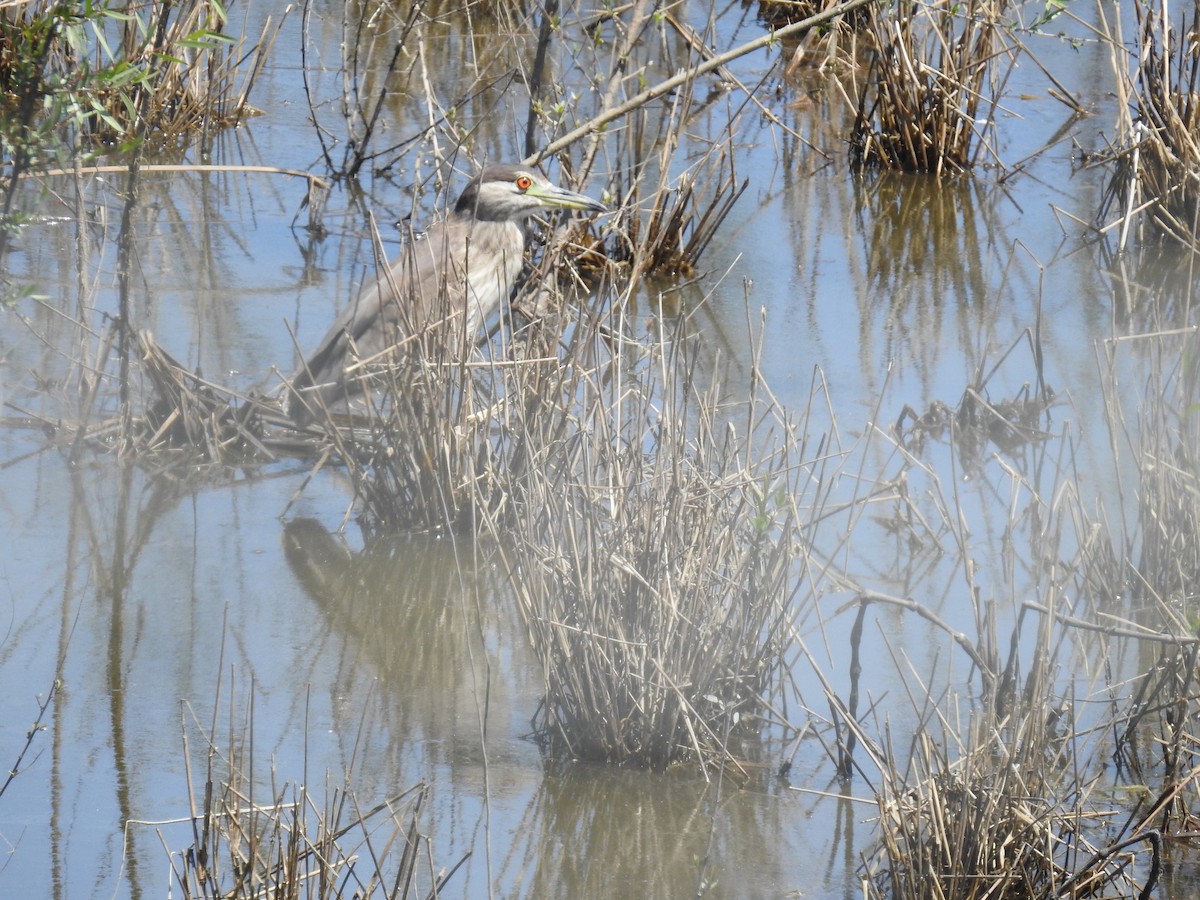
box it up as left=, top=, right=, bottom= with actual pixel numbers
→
left=454, top=164, right=607, bottom=223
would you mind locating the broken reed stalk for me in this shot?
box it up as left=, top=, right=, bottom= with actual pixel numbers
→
left=1098, top=0, right=1200, bottom=249
left=483, top=302, right=819, bottom=771
left=850, top=0, right=1014, bottom=173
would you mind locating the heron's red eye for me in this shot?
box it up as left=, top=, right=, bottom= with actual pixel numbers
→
left=515, top=175, right=533, bottom=191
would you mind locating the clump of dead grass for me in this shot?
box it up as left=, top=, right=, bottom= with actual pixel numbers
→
left=842, top=486, right=1161, bottom=899
left=477, top=304, right=833, bottom=771
left=860, top=705, right=1165, bottom=899
left=1097, top=0, right=1200, bottom=250
left=850, top=0, right=1016, bottom=173
left=137, top=330, right=274, bottom=462
left=22, top=318, right=291, bottom=468
left=168, top=773, right=446, bottom=899
left=156, top=672, right=464, bottom=899
left=606, top=145, right=748, bottom=284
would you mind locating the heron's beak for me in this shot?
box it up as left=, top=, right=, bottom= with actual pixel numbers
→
left=530, top=182, right=608, bottom=214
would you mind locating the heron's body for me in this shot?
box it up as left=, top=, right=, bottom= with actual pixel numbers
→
left=287, top=164, right=604, bottom=426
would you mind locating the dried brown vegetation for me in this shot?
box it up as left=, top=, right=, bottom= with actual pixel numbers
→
left=1098, top=0, right=1200, bottom=250
left=836, top=325, right=1200, bottom=899
left=159, top=674, right=462, bottom=899
left=850, top=0, right=1016, bottom=173
left=608, top=146, right=748, bottom=282
left=485, top=310, right=827, bottom=770
left=859, top=697, right=1173, bottom=899
left=137, top=330, right=273, bottom=462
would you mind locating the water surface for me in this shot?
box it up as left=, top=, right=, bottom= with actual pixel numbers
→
left=1, top=1, right=1197, bottom=897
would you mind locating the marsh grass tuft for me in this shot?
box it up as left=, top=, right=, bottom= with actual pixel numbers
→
left=609, top=144, right=748, bottom=283
left=850, top=0, right=1015, bottom=173
left=477, top=304, right=829, bottom=771
left=34, top=322, right=291, bottom=467
left=860, top=703, right=1160, bottom=899
left=163, top=681, right=462, bottom=899
left=1098, top=0, right=1200, bottom=250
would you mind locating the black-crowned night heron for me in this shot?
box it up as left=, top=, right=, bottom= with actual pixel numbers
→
left=286, top=163, right=606, bottom=426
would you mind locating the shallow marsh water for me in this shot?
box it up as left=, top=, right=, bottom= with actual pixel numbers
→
left=3, top=0, right=1200, bottom=897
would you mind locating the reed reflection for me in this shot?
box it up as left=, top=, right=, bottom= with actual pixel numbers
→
left=851, top=173, right=1003, bottom=378
left=496, top=762, right=796, bottom=899
left=1106, top=241, right=1200, bottom=331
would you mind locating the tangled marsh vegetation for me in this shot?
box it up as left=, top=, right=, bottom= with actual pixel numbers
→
left=849, top=0, right=1017, bottom=173
left=158, top=660, right=465, bottom=900
left=8, top=0, right=1200, bottom=897
left=1098, top=0, right=1200, bottom=250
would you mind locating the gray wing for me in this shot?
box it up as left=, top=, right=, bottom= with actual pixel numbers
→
left=287, top=219, right=472, bottom=426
